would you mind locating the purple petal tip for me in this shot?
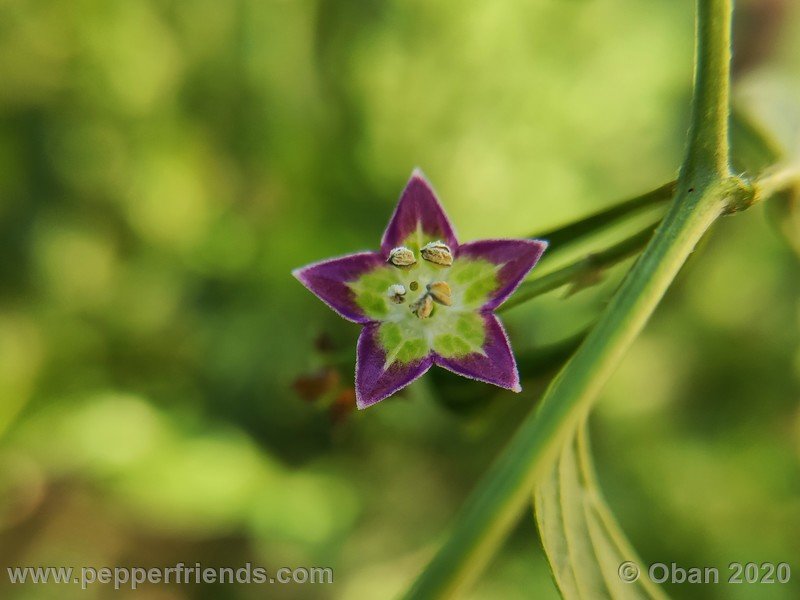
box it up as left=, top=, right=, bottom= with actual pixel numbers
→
left=292, top=252, right=384, bottom=324
left=457, top=238, right=548, bottom=310
left=381, top=170, right=458, bottom=255
left=355, top=324, right=433, bottom=409
left=434, top=314, right=520, bottom=393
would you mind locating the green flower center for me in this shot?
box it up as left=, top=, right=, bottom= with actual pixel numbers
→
left=349, top=233, right=500, bottom=366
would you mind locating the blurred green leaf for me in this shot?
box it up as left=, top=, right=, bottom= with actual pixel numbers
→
left=767, top=185, right=800, bottom=259
left=534, top=421, right=667, bottom=600
left=730, top=106, right=784, bottom=174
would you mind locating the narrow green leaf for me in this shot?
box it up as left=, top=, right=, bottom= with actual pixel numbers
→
left=528, top=182, right=674, bottom=251
left=500, top=223, right=657, bottom=312
left=535, top=421, right=667, bottom=600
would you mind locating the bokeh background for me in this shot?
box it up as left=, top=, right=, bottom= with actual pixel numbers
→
left=1, top=0, right=800, bottom=598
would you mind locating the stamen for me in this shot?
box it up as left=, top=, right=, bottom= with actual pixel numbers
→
left=420, top=241, right=453, bottom=266
left=388, top=246, right=416, bottom=267
left=387, top=284, right=406, bottom=304
left=427, top=281, right=452, bottom=306
left=409, top=294, right=433, bottom=319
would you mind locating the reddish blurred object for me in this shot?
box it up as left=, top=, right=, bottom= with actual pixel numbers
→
left=733, top=0, right=789, bottom=76
left=292, top=367, right=341, bottom=403
left=329, top=388, right=356, bottom=424
left=314, top=332, right=337, bottom=354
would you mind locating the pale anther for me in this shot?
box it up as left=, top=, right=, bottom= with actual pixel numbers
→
left=388, top=246, right=416, bottom=267
left=420, top=241, right=453, bottom=266
left=387, top=284, right=406, bottom=304
left=427, top=281, right=452, bottom=306
left=409, top=294, right=433, bottom=319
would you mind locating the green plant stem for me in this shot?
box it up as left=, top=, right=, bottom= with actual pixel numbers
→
left=755, top=164, right=800, bottom=202
left=403, top=2, right=747, bottom=598
left=681, top=0, right=732, bottom=182
left=529, top=181, right=674, bottom=250
left=501, top=223, right=658, bottom=312
left=405, top=188, right=730, bottom=600
left=722, top=163, right=800, bottom=213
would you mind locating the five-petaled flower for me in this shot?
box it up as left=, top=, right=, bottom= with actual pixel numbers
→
left=293, top=170, right=547, bottom=409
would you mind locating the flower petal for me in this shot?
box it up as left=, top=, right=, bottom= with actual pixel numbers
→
left=381, top=169, right=458, bottom=255
left=434, top=313, right=520, bottom=392
left=356, top=323, right=433, bottom=409
left=457, top=239, right=547, bottom=310
left=293, top=252, right=385, bottom=323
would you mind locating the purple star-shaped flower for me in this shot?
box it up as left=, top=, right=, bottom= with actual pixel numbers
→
left=293, top=170, right=547, bottom=409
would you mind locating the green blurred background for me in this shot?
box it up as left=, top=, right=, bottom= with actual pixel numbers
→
left=1, top=1, right=799, bottom=598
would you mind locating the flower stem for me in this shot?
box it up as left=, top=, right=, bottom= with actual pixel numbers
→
left=501, top=223, right=658, bottom=311
left=403, top=2, right=750, bottom=597
left=681, top=0, right=733, bottom=183
left=529, top=181, right=674, bottom=250
left=755, top=164, right=800, bottom=204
